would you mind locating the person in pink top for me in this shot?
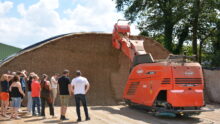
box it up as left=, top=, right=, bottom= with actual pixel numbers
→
left=31, top=74, right=41, bottom=116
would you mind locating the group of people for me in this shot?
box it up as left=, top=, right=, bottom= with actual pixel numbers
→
left=0, top=69, right=90, bottom=122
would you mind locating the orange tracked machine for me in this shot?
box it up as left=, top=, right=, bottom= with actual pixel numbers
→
left=112, top=20, right=209, bottom=116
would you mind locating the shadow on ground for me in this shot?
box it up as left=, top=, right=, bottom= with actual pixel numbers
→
left=91, top=106, right=202, bottom=124
left=24, top=118, right=45, bottom=122
left=43, top=120, right=77, bottom=124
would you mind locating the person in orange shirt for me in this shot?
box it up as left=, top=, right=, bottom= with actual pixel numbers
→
left=0, top=74, right=10, bottom=117
left=31, top=74, right=41, bottom=116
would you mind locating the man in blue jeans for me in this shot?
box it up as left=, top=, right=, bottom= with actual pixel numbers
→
left=71, top=70, right=90, bottom=122
left=32, top=97, right=41, bottom=116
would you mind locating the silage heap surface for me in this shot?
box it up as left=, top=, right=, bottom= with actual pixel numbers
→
left=0, top=33, right=169, bottom=105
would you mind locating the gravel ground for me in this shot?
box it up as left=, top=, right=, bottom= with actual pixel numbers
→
left=0, top=105, right=219, bottom=124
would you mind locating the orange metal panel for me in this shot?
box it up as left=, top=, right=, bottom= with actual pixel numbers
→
left=167, top=90, right=204, bottom=107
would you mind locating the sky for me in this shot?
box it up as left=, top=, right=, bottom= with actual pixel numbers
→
left=0, top=0, right=140, bottom=48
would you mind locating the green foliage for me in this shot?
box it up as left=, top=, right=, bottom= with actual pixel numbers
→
left=116, top=0, right=191, bottom=52
left=115, top=0, right=220, bottom=67
left=182, top=45, right=193, bottom=56
left=152, top=34, right=165, bottom=45
left=211, top=20, right=220, bottom=67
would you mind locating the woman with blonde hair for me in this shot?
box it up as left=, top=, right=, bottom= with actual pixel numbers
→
left=0, top=74, right=10, bottom=117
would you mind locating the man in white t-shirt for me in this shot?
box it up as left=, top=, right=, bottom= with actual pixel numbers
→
left=71, top=70, right=90, bottom=122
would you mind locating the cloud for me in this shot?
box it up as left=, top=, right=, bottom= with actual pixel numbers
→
left=0, top=0, right=140, bottom=48
left=0, top=1, right=13, bottom=16
left=17, top=4, right=26, bottom=16
left=39, top=0, right=59, bottom=10
left=64, top=0, right=123, bottom=32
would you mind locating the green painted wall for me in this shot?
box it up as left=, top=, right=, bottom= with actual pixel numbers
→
left=0, top=43, right=21, bottom=61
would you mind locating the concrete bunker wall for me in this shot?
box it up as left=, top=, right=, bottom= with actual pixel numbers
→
left=204, top=69, right=220, bottom=104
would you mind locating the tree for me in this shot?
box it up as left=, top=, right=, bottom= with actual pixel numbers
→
left=190, top=0, right=200, bottom=60
left=211, top=20, right=220, bottom=67
left=193, top=0, right=220, bottom=65
left=115, top=0, right=190, bottom=52
left=195, top=0, right=218, bottom=62
left=173, top=24, right=189, bottom=54
left=115, top=0, right=220, bottom=67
